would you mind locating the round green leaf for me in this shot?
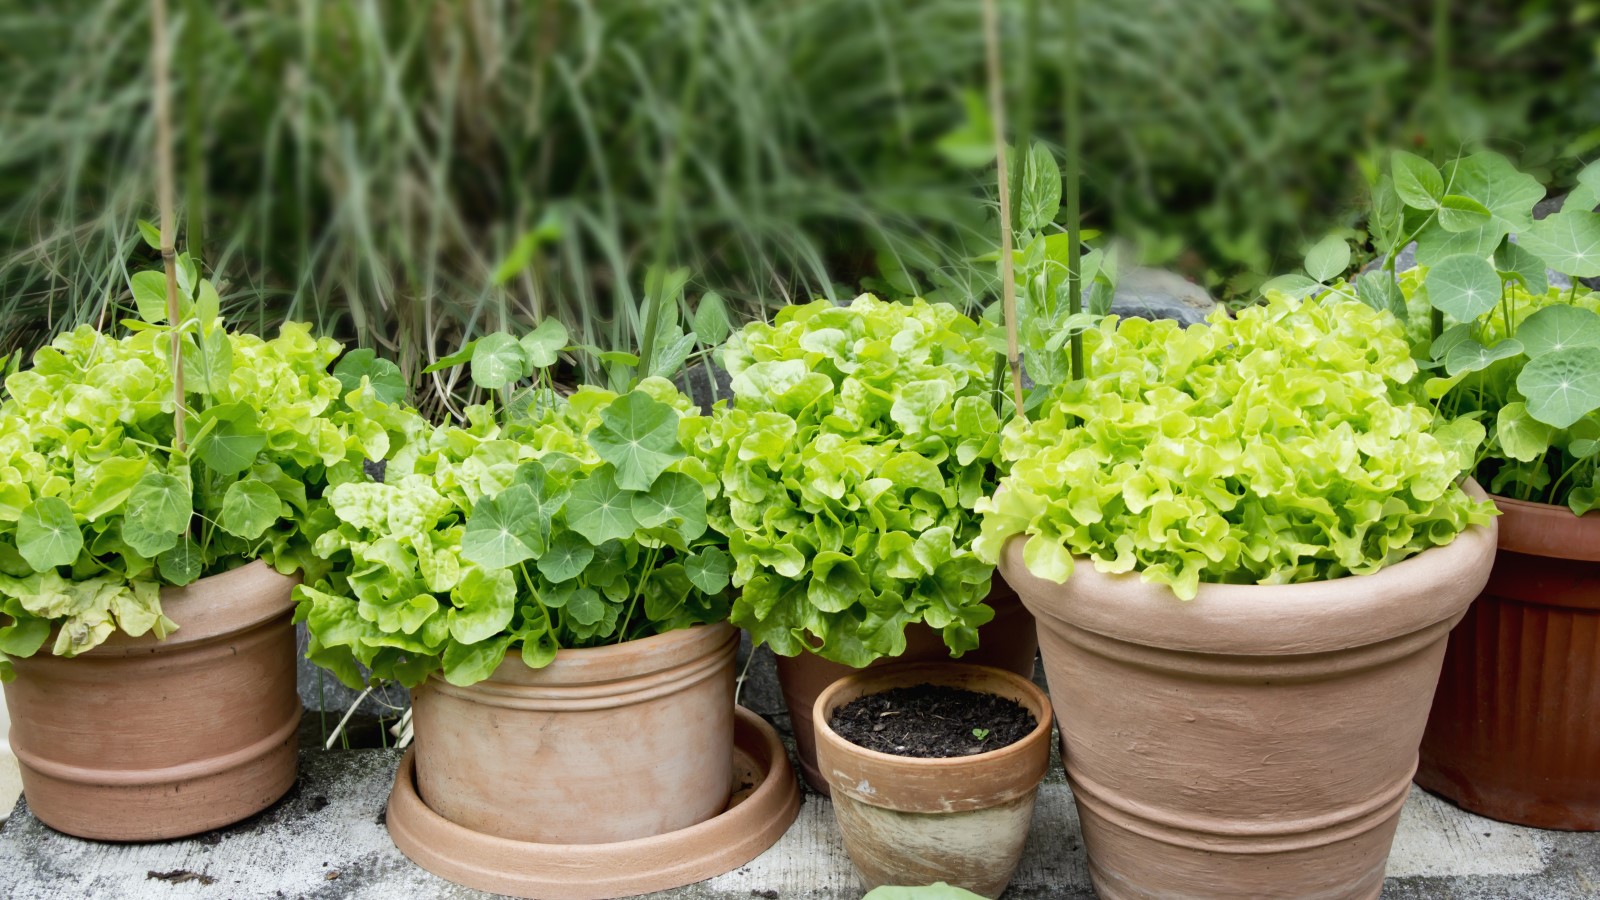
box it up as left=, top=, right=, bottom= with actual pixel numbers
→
left=1446, top=152, right=1545, bottom=233
left=1516, top=305, right=1600, bottom=358
left=1495, top=239, right=1550, bottom=297
left=565, top=587, right=605, bottom=626
left=587, top=391, right=684, bottom=491
left=520, top=629, right=559, bottom=669
left=441, top=633, right=512, bottom=686
left=16, top=498, right=83, bottom=572
left=537, top=531, right=594, bottom=583
left=219, top=479, right=282, bottom=540
left=1425, top=253, right=1502, bottom=321
left=461, top=484, right=541, bottom=569
left=157, top=537, right=204, bottom=586
left=1495, top=402, right=1555, bottom=463
left=1436, top=194, right=1493, bottom=233
left=519, top=318, right=570, bottom=369
left=334, top=349, right=407, bottom=405
left=630, top=471, right=707, bottom=541
left=193, top=405, right=268, bottom=476
left=129, top=270, right=171, bottom=324
left=685, top=548, right=733, bottom=594
left=1444, top=338, right=1523, bottom=377
left=1304, top=234, right=1351, bottom=284
left=1517, top=346, right=1600, bottom=428
left=126, top=472, right=191, bottom=536
left=1391, top=150, right=1443, bottom=209
left=693, top=292, right=731, bottom=346
left=1517, top=210, right=1600, bottom=278
left=470, top=333, right=529, bottom=391
left=565, top=468, right=638, bottom=544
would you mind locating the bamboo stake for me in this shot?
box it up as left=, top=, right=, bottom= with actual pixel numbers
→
left=982, top=0, right=1025, bottom=415
left=152, top=0, right=185, bottom=451
left=1065, top=0, right=1084, bottom=380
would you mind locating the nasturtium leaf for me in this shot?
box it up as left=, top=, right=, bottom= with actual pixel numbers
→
left=157, top=537, right=203, bottom=585
left=334, top=349, right=407, bottom=405
left=1517, top=305, right=1600, bottom=358
left=512, top=460, right=569, bottom=523
left=1496, top=402, right=1555, bottom=462
left=630, top=471, right=707, bottom=540
left=685, top=548, right=733, bottom=594
left=565, top=587, right=605, bottom=626
left=1436, top=194, right=1493, bottom=233
left=1517, top=346, right=1600, bottom=428
left=694, top=292, right=732, bottom=345
left=1444, top=338, right=1523, bottom=377
left=1391, top=150, right=1443, bottom=209
left=519, top=318, right=569, bottom=369
left=460, top=484, right=541, bottom=569
left=219, top=479, right=282, bottom=539
left=1568, top=159, right=1600, bottom=214
left=1496, top=239, right=1550, bottom=297
left=470, top=333, right=529, bottom=391
left=1304, top=234, right=1351, bottom=284
left=441, top=634, right=512, bottom=686
left=129, top=270, right=171, bottom=323
left=126, top=472, right=191, bottom=537
left=520, top=630, right=559, bottom=669
left=1433, top=417, right=1486, bottom=474
left=1425, top=253, right=1502, bottom=321
left=1415, top=222, right=1501, bottom=267
left=587, top=391, right=683, bottom=490
left=193, top=405, right=267, bottom=475
left=537, top=531, right=594, bottom=583
left=16, top=498, right=82, bottom=572
left=1516, top=209, right=1600, bottom=278
left=565, top=467, right=638, bottom=544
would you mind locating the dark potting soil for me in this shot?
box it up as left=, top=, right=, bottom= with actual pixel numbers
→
left=829, top=683, right=1037, bottom=758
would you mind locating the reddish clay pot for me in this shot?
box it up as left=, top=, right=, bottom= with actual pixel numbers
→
left=814, top=663, right=1053, bottom=899
left=2, top=561, right=301, bottom=841
left=1000, top=486, right=1497, bottom=900
left=1417, top=494, right=1600, bottom=829
left=411, top=622, right=737, bottom=844
left=774, top=577, right=1038, bottom=794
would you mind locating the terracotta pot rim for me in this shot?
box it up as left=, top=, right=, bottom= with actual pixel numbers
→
left=64, top=560, right=298, bottom=656
left=437, top=621, right=737, bottom=688
left=999, top=480, right=1497, bottom=655
left=813, top=662, right=1053, bottom=771
left=1489, top=492, right=1600, bottom=561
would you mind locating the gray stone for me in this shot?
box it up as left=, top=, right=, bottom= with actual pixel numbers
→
left=1107, top=267, right=1218, bottom=326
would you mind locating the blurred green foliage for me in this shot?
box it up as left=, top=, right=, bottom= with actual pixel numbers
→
left=1, top=0, right=1595, bottom=408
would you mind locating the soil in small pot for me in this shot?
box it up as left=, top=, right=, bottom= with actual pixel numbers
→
left=829, top=683, right=1037, bottom=758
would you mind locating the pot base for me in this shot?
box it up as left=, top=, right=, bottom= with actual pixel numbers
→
left=386, top=706, right=800, bottom=900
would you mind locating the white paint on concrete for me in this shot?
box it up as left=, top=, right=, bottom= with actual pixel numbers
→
left=1388, top=786, right=1548, bottom=877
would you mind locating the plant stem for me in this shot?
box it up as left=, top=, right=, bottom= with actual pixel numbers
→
left=151, top=0, right=185, bottom=452
left=1064, top=0, right=1084, bottom=380
left=982, top=0, right=1025, bottom=416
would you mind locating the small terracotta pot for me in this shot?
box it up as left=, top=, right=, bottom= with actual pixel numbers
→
left=1418, top=494, right=1600, bottom=829
left=774, top=577, right=1037, bottom=794
left=2, top=561, right=301, bottom=841
left=813, top=662, right=1053, bottom=899
left=1000, top=484, right=1497, bottom=900
left=411, top=622, right=738, bottom=844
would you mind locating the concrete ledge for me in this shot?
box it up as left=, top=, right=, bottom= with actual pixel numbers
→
left=1, top=738, right=1597, bottom=899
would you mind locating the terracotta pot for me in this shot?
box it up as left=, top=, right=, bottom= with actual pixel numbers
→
left=813, top=662, right=1053, bottom=899
left=1418, top=494, right=1600, bottom=829
left=2, top=561, right=301, bottom=841
left=999, top=486, right=1497, bottom=900
left=411, top=622, right=738, bottom=844
left=774, top=577, right=1038, bottom=794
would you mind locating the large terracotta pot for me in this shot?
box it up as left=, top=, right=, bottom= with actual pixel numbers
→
left=774, top=577, right=1038, bottom=794
left=1418, top=494, right=1600, bottom=829
left=814, top=662, right=1053, bottom=899
left=999, top=491, right=1497, bottom=900
left=3, top=561, right=301, bottom=841
left=411, top=622, right=738, bottom=844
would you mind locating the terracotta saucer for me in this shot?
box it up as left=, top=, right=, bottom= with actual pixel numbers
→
left=386, top=706, right=801, bottom=900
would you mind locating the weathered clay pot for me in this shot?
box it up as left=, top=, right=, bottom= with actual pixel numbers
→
left=2, top=561, right=301, bottom=841
left=1418, top=494, right=1600, bottom=829
left=411, top=622, right=738, bottom=844
left=1000, top=486, right=1497, bottom=900
left=813, top=662, right=1053, bottom=899
left=774, top=576, right=1037, bottom=793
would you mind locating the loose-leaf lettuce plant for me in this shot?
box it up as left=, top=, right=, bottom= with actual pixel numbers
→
left=0, top=263, right=420, bottom=679
left=976, top=294, right=1495, bottom=600
left=295, top=327, right=732, bottom=688
left=1330, top=151, right=1600, bottom=513
left=697, top=295, right=1005, bottom=667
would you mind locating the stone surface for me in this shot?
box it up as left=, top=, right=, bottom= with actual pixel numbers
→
left=5, top=644, right=1600, bottom=898
left=1106, top=266, right=1218, bottom=326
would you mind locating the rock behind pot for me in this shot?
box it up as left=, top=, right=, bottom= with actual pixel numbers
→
left=3, top=561, right=301, bottom=841
left=1000, top=486, right=1497, bottom=899
left=1418, top=494, right=1600, bottom=829
left=411, top=622, right=738, bottom=844
left=813, top=662, right=1052, bottom=899
left=774, top=577, right=1037, bottom=794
